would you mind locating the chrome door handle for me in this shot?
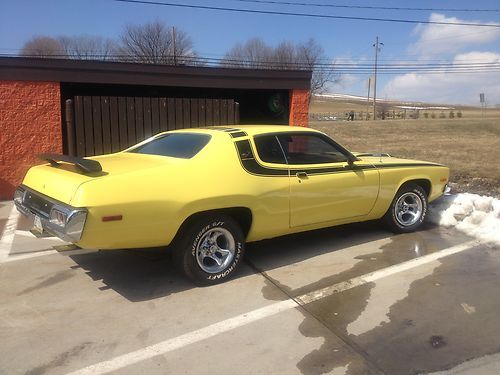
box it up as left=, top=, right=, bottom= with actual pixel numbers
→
left=296, top=171, right=308, bottom=179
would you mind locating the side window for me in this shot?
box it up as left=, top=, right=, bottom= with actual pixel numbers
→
left=277, top=134, right=348, bottom=164
left=254, top=135, right=287, bottom=164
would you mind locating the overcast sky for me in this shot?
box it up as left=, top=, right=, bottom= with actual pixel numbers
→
left=1, top=0, right=499, bottom=105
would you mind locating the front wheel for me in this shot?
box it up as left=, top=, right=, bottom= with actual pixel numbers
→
left=172, top=215, right=245, bottom=285
left=383, top=183, right=428, bottom=233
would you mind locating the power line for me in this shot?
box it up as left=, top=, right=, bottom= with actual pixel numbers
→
left=4, top=52, right=500, bottom=67
left=5, top=53, right=500, bottom=74
left=110, top=0, right=500, bottom=28
left=229, top=0, right=500, bottom=13
left=4, top=52, right=500, bottom=68
left=2, top=45, right=495, bottom=63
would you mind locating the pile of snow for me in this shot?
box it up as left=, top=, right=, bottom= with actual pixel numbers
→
left=429, top=193, right=500, bottom=245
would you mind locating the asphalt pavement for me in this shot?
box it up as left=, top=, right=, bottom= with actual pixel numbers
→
left=1, top=200, right=499, bottom=375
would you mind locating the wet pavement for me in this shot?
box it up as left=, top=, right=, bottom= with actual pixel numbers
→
left=1, top=200, right=500, bottom=374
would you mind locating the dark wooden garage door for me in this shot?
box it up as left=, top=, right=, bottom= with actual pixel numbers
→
left=65, top=96, right=240, bottom=157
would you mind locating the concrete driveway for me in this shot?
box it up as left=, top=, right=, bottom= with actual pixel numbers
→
left=1, top=200, right=500, bottom=375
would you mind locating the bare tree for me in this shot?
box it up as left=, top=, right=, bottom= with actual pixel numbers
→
left=221, top=38, right=273, bottom=68
left=20, top=36, right=65, bottom=58
left=296, top=38, right=337, bottom=94
left=221, top=37, right=338, bottom=94
left=117, top=20, right=196, bottom=65
left=221, top=43, right=245, bottom=67
left=58, top=35, right=117, bottom=60
left=377, top=100, right=392, bottom=120
left=273, top=41, right=296, bottom=69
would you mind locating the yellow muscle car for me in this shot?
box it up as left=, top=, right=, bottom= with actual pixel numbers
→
left=15, top=125, right=449, bottom=284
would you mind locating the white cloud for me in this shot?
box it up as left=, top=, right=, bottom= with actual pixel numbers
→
left=410, top=13, right=500, bottom=58
left=327, top=55, right=370, bottom=92
left=328, top=14, right=500, bottom=104
left=383, top=51, right=500, bottom=105
left=381, top=14, right=500, bottom=105
left=334, top=73, right=359, bottom=89
left=453, top=51, right=500, bottom=64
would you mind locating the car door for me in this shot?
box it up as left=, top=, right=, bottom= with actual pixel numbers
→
left=276, top=133, right=380, bottom=228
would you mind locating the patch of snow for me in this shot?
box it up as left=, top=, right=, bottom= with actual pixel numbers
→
left=429, top=193, right=500, bottom=245
left=395, top=105, right=452, bottom=110
left=314, top=93, right=367, bottom=101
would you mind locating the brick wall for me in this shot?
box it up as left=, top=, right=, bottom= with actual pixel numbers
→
left=289, top=89, right=310, bottom=127
left=0, top=81, right=62, bottom=200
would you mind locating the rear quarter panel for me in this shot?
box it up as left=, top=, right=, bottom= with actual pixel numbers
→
left=74, top=134, right=290, bottom=249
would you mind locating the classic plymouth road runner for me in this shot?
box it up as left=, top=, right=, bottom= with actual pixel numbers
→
left=15, top=125, right=449, bottom=284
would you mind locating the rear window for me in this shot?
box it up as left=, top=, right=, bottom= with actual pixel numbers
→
left=129, top=133, right=211, bottom=159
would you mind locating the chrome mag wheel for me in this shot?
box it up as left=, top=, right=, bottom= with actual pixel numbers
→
left=196, top=228, right=236, bottom=274
left=394, top=192, right=423, bottom=227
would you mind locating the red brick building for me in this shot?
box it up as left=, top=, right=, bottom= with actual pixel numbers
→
left=0, top=57, right=311, bottom=200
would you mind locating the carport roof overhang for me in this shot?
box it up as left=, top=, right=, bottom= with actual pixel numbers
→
left=0, top=57, right=312, bottom=90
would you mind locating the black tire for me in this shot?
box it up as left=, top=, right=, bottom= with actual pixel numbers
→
left=383, top=183, right=428, bottom=233
left=172, top=215, right=245, bottom=285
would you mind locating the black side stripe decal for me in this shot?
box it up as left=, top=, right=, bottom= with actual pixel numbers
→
left=235, top=140, right=288, bottom=176
left=205, top=126, right=238, bottom=131
left=241, top=158, right=289, bottom=176
left=375, top=163, right=446, bottom=169
left=235, top=140, right=445, bottom=177
left=229, top=131, right=248, bottom=138
left=290, top=165, right=376, bottom=175
left=204, top=126, right=247, bottom=138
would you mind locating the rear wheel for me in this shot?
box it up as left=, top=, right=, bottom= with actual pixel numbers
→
left=172, top=215, right=245, bottom=285
left=383, top=183, right=428, bottom=233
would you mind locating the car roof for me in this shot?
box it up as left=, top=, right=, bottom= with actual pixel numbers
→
left=169, top=125, right=321, bottom=137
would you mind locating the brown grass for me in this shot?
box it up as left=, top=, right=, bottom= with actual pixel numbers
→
left=311, top=118, right=500, bottom=197
left=310, top=96, right=500, bottom=120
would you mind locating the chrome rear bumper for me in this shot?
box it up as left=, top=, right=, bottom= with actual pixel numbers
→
left=14, top=185, right=87, bottom=243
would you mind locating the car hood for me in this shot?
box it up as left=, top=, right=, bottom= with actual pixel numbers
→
left=352, top=152, right=444, bottom=167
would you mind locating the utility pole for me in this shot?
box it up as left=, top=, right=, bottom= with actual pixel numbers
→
left=372, top=36, right=383, bottom=120
left=366, top=76, right=371, bottom=120
left=172, top=26, right=177, bottom=66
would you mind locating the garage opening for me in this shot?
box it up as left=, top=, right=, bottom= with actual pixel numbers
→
left=65, top=95, right=240, bottom=157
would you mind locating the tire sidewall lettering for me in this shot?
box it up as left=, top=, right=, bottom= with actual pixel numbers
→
left=191, top=224, right=211, bottom=256
left=188, top=220, right=243, bottom=281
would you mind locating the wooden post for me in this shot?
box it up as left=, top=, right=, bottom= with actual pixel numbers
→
left=65, top=99, right=76, bottom=156
left=235, top=102, right=240, bottom=124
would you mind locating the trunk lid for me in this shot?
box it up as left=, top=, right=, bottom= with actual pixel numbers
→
left=22, top=153, right=172, bottom=205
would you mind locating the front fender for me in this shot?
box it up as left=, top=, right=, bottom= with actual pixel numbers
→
left=367, top=166, right=449, bottom=219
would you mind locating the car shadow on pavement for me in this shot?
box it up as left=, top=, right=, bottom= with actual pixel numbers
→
left=67, top=221, right=392, bottom=302
left=245, top=221, right=392, bottom=272
left=68, top=247, right=258, bottom=302
left=68, top=249, right=186, bottom=302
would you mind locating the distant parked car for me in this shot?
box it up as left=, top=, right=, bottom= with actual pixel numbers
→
left=15, top=125, right=449, bottom=284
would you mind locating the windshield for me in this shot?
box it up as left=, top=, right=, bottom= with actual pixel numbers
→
left=128, top=133, right=211, bottom=159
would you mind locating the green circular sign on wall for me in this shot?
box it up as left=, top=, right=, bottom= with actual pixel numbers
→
left=267, top=93, right=285, bottom=117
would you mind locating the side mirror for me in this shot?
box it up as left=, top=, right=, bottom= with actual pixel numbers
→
left=347, top=154, right=360, bottom=167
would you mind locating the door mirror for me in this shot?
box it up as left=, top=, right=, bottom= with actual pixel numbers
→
left=347, top=154, right=360, bottom=167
